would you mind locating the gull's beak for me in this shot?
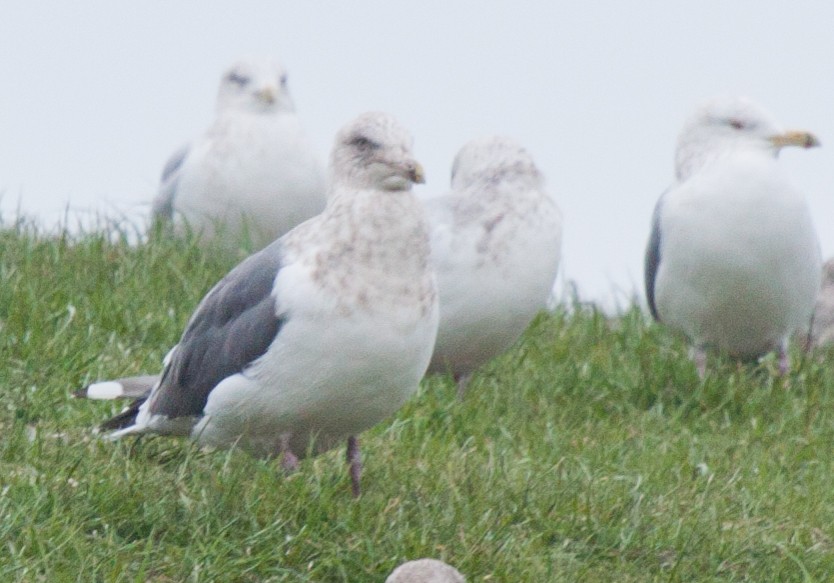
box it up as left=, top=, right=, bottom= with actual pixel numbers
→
left=256, top=85, right=277, bottom=105
left=770, top=130, right=820, bottom=149
left=407, top=161, right=426, bottom=184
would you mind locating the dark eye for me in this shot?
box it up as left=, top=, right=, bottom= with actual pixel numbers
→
left=349, top=135, right=380, bottom=151
left=728, top=118, right=745, bottom=130
left=279, top=74, right=288, bottom=87
left=226, top=72, right=250, bottom=86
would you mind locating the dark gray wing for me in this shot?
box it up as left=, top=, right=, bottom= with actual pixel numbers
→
left=151, top=144, right=190, bottom=221
left=644, top=193, right=666, bottom=321
left=147, top=240, right=287, bottom=419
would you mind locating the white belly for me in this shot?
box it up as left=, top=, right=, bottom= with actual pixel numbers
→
left=194, top=292, right=438, bottom=458
left=173, top=117, right=326, bottom=249
left=429, top=196, right=562, bottom=375
left=656, top=158, right=820, bottom=356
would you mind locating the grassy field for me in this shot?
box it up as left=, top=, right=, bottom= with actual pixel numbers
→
left=2, top=221, right=834, bottom=582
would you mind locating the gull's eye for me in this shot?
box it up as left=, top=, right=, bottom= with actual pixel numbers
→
left=279, top=74, right=288, bottom=87
left=728, top=118, right=745, bottom=130
left=226, top=72, right=250, bottom=86
left=349, top=135, right=380, bottom=151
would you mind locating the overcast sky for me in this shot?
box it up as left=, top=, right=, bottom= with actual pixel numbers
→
left=2, top=2, right=833, bottom=308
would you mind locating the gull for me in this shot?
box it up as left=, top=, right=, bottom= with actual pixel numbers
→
left=386, top=559, right=466, bottom=583
left=645, top=97, right=821, bottom=375
left=79, top=112, right=437, bottom=497
left=806, top=258, right=834, bottom=349
left=152, top=57, right=326, bottom=250
left=424, top=136, right=562, bottom=395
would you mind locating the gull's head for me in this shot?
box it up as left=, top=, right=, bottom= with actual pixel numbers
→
left=675, top=96, right=819, bottom=180
left=450, top=136, right=542, bottom=190
left=216, top=58, right=294, bottom=114
left=330, top=112, right=425, bottom=191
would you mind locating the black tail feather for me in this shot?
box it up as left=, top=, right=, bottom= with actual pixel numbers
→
left=99, top=398, right=147, bottom=431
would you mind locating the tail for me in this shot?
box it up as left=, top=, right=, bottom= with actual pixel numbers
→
left=98, top=398, right=148, bottom=433
left=75, top=375, right=159, bottom=435
left=74, top=374, right=159, bottom=400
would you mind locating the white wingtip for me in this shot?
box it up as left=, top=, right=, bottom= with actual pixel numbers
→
left=85, top=381, right=129, bottom=400
left=105, top=424, right=146, bottom=440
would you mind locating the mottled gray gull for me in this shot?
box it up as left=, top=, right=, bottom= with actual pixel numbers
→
left=424, top=136, right=562, bottom=395
left=80, top=112, right=437, bottom=497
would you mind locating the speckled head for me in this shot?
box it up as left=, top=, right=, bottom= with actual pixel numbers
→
left=675, top=96, right=819, bottom=181
left=330, top=112, right=425, bottom=191
left=450, top=135, right=542, bottom=190
left=216, top=57, right=295, bottom=114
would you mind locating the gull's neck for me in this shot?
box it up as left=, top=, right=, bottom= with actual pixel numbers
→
left=676, top=139, right=777, bottom=182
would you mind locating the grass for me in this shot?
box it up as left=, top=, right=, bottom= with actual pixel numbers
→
left=2, top=220, right=834, bottom=581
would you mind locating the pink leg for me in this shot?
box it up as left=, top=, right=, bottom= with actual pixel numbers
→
left=280, top=433, right=299, bottom=472
left=346, top=435, right=362, bottom=498
left=692, top=346, right=708, bottom=379
left=778, top=341, right=790, bottom=376
left=454, top=372, right=473, bottom=399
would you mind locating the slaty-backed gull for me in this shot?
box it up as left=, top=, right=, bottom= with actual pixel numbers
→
left=80, top=112, right=437, bottom=497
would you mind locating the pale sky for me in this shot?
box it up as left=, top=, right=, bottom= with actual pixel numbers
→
left=2, top=2, right=833, bottom=309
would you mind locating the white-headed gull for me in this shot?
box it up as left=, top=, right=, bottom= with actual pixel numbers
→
left=645, top=97, right=821, bottom=375
left=152, top=57, right=326, bottom=250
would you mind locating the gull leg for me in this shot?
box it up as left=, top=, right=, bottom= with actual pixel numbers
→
left=455, top=372, right=473, bottom=399
left=777, top=340, right=790, bottom=376
left=279, top=433, right=299, bottom=473
left=691, top=346, right=708, bottom=379
left=346, top=435, right=362, bottom=498
left=800, top=314, right=814, bottom=353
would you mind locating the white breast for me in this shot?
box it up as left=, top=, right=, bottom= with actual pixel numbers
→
left=194, top=260, right=438, bottom=458
left=173, top=113, right=326, bottom=248
left=656, top=152, right=820, bottom=356
left=428, top=188, right=562, bottom=374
